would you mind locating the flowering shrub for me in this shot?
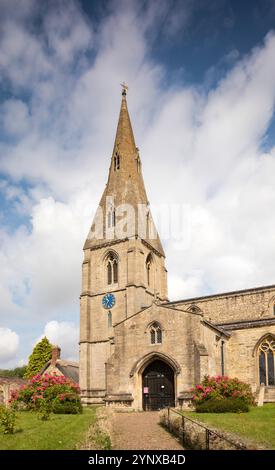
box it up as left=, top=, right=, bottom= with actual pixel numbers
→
left=10, top=373, right=82, bottom=414
left=191, top=375, right=255, bottom=407
left=0, top=405, right=17, bottom=434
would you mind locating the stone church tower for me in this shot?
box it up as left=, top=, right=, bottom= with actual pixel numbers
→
left=79, top=86, right=168, bottom=405
left=80, top=87, right=275, bottom=410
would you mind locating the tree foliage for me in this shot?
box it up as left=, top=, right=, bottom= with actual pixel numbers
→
left=24, top=337, right=52, bottom=379
left=0, top=366, right=27, bottom=378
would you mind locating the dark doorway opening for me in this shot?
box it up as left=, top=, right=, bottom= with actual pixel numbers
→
left=142, top=359, right=175, bottom=411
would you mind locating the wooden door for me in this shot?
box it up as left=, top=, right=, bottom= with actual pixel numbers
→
left=142, top=360, right=175, bottom=411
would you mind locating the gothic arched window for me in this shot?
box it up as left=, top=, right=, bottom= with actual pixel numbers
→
left=258, top=336, right=275, bottom=386
left=146, top=253, right=153, bottom=286
left=113, top=259, right=118, bottom=283
left=107, top=260, right=112, bottom=284
left=150, top=322, right=162, bottom=345
left=106, top=252, right=118, bottom=285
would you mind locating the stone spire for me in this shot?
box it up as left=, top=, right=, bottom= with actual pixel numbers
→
left=112, top=82, right=137, bottom=158
left=85, top=87, right=164, bottom=257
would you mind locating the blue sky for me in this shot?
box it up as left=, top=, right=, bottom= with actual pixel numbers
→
left=0, top=0, right=275, bottom=368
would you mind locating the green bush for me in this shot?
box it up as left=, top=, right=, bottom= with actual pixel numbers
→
left=195, top=397, right=249, bottom=413
left=51, top=391, right=82, bottom=415
left=52, top=402, right=82, bottom=414
left=191, top=375, right=255, bottom=406
left=0, top=405, right=17, bottom=434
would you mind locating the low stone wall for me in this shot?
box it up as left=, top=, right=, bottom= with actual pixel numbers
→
left=159, top=409, right=258, bottom=450
left=79, top=407, right=113, bottom=450
left=0, top=379, right=26, bottom=405
left=104, top=394, right=134, bottom=409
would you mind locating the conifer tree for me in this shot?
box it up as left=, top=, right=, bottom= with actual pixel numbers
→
left=24, top=337, right=52, bottom=379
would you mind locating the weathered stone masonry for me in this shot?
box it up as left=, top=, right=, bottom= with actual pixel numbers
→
left=79, top=88, right=275, bottom=409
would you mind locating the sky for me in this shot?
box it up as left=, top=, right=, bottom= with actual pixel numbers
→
left=0, top=0, right=275, bottom=368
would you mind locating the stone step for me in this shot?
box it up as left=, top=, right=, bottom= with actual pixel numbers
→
left=264, top=386, right=275, bottom=403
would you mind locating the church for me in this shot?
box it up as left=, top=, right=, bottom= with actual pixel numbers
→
left=79, top=85, right=275, bottom=410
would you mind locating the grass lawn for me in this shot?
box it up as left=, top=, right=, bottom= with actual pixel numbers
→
left=182, top=404, right=275, bottom=449
left=0, top=408, right=97, bottom=450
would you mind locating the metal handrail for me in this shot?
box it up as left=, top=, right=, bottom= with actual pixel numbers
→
left=167, top=407, right=246, bottom=450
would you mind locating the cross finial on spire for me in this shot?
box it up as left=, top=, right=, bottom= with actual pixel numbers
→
left=120, top=81, right=128, bottom=96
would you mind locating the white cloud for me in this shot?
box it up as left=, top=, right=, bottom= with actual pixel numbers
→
left=1, top=99, right=30, bottom=137
left=43, top=1, right=93, bottom=65
left=38, top=321, right=79, bottom=361
left=0, top=21, right=53, bottom=88
left=144, top=32, right=275, bottom=298
left=168, top=274, right=204, bottom=301
left=0, top=1, right=275, bottom=365
left=0, top=328, right=19, bottom=364
left=0, top=189, right=95, bottom=321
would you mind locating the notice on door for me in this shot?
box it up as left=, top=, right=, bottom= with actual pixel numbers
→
left=143, top=387, right=149, bottom=394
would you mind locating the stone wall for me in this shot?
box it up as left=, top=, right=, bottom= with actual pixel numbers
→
left=0, top=378, right=26, bottom=405
left=159, top=409, right=257, bottom=450
left=105, top=304, right=222, bottom=410
left=168, top=285, right=275, bottom=324
left=224, top=325, right=275, bottom=392
left=79, top=236, right=168, bottom=404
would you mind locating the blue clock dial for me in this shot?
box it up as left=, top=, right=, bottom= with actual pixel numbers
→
left=102, top=293, right=116, bottom=309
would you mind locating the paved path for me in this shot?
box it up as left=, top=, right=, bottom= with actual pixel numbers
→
left=112, top=411, right=184, bottom=450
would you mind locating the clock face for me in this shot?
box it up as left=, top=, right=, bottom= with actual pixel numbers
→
left=102, top=293, right=116, bottom=310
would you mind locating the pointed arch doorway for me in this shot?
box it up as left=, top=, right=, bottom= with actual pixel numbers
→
left=142, top=359, right=175, bottom=411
